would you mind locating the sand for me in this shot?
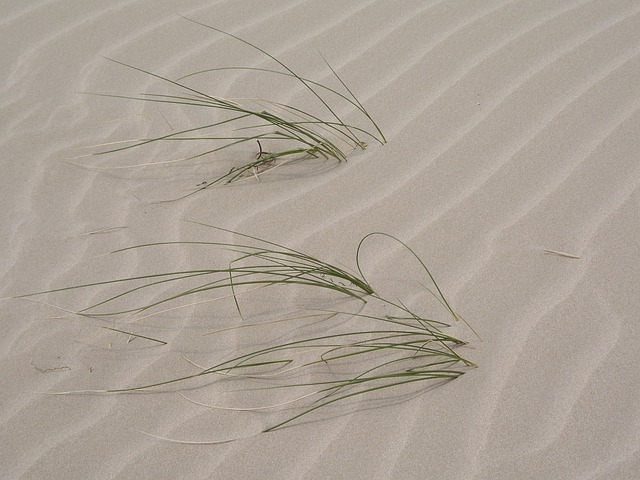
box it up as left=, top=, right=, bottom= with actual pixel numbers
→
left=2, top=1, right=640, bottom=478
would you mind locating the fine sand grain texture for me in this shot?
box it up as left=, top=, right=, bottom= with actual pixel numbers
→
left=2, top=1, right=640, bottom=479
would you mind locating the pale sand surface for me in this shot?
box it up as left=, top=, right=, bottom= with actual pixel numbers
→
left=2, top=1, right=640, bottom=478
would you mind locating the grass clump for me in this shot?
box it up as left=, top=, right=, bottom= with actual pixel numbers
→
left=82, top=19, right=385, bottom=197
left=20, top=225, right=475, bottom=440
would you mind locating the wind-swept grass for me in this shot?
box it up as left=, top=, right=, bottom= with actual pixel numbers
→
left=20, top=226, right=474, bottom=439
left=80, top=19, right=385, bottom=198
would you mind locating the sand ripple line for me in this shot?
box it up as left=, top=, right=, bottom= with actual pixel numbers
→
left=368, top=6, right=640, bottom=239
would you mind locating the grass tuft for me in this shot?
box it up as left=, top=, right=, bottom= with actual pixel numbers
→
left=80, top=20, right=385, bottom=199
left=21, top=225, right=475, bottom=439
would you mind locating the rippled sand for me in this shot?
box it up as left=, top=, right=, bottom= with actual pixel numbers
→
left=2, top=1, right=640, bottom=478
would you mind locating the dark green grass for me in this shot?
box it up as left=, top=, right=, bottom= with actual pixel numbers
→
left=20, top=226, right=475, bottom=440
left=80, top=19, right=385, bottom=198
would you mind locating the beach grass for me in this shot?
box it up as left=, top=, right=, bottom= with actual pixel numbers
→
left=20, top=225, right=475, bottom=438
left=79, top=19, right=385, bottom=199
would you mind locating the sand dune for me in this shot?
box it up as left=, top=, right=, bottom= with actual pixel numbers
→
left=2, top=1, right=640, bottom=479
